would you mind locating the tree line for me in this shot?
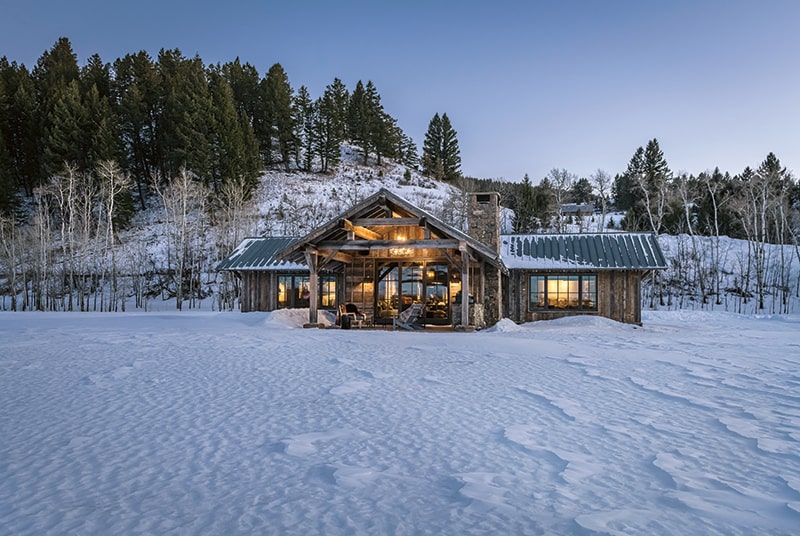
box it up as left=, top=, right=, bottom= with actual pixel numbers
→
left=0, top=37, right=422, bottom=218
left=458, top=138, right=800, bottom=312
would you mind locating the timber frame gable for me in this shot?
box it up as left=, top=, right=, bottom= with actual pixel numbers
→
left=276, top=188, right=504, bottom=327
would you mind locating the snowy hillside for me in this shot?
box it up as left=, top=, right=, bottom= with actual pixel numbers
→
left=2, top=144, right=798, bottom=315
left=1, top=310, right=798, bottom=535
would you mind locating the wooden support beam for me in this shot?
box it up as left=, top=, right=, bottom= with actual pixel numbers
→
left=351, top=217, right=422, bottom=227
left=318, top=248, right=340, bottom=271
left=461, top=248, right=470, bottom=328
left=341, top=219, right=383, bottom=240
left=440, top=249, right=459, bottom=267
left=304, top=248, right=319, bottom=324
left=317, top=239, right=459, bottom=251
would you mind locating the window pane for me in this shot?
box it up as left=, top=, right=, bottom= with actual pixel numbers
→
left=401, top=263, right=423, bottom=312
left=377, top=264, right=399, bottom=319
left=296, top=276, right=310, bottom=308
left=529, top=275, right=545, bottom=308
left=320, top=276, right=336, bottom=308
left=547, top=275, right=578, bottom=309
left=425, top=264, right=449, bottom=319
left=581, top=275, right=597, bottom=309
left=277, top=275, right=292, bottom=309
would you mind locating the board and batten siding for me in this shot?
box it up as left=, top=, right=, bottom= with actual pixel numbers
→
left=239, top=271, right=275, bottom=312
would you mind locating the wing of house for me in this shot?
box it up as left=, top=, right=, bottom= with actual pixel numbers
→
left=501, top=233, right=667, bottom=325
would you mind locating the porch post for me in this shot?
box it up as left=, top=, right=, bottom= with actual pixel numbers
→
left=460, top=243, right=470, bottom=327
left=304, top=248, right=319, bottom=324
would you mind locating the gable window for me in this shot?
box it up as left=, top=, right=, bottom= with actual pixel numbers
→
left=529, top=274, right=597, bottom=310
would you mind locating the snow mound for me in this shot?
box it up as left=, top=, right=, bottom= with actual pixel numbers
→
left=484, top=318, right=525, bottom=333
left=531, top=314, right=633, bottom=332
left=264, top=308, right=336, bottom=328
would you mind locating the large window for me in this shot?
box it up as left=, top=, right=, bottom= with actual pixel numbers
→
left=277, top=274, right=337, bottom=309
left=375, top=262, right=451, bottom=325
left=529, top=274, right=597, bottom=311
left=320, top=275, right=337, bottom=308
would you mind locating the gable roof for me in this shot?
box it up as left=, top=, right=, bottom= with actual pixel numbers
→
left=215, top=237, right=305, bottom=271
left=500, top=233, right=667, bottom=271
left=277, top=188, right=503, bottom=268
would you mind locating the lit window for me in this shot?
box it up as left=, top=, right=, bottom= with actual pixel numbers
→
left=529, top=274, right=597, bottom=311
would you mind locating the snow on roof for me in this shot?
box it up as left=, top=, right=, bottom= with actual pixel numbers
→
left=500, top=233, right=668, bottom=271
left=215, top=237, right=306, bottom=271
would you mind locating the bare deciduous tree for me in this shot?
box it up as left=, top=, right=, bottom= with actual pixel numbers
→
left=591, top=169, right=611, bottom=233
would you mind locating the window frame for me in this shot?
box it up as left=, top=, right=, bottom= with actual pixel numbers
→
left=276, top=273, right=339, bottom=310
left=528, top=273, right=598, bottom=312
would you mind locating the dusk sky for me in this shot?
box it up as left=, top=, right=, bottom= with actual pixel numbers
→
left=2, top=0, right=799, bottom=182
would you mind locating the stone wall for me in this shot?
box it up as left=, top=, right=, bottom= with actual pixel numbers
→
left=466, top=192, right=502, bottom=327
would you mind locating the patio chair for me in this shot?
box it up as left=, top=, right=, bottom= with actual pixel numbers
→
left=340, top=303, right=367, bottom=328
left=393, top=302, right=425, bottom=330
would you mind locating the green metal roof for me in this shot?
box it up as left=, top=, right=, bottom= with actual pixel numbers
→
left=215, top=237, right=304, bottom=271
left=500, top=233, right=667, bottom=271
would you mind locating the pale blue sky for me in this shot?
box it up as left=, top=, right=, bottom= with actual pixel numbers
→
left=2, top=0, right=799, bottom=181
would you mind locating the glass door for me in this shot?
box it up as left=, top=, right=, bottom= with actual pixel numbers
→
left=374, top=262, right=450, bottom=325
left=376, top=263, right=399, bottom=322
left=400, top=263, right=423, bottom=312
left=424, top=264, right=450, bottom=325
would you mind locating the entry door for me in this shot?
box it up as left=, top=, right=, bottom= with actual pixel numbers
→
left=424, top=264, right=450, bottom=324
left=375, top=262, right=450, bottom=325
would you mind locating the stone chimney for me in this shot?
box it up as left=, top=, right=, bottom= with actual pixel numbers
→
left=467, top=192, right=501, bottom=252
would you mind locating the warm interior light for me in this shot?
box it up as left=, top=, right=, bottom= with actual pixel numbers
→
left=547, top=278, right=579, bottom=307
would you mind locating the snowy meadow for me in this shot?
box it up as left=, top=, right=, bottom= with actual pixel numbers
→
left=1, top=310, right=799, bottom=535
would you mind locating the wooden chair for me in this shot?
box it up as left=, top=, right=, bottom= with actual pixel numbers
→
left=339, top=303, right=367, bottom=328
left=393, top=302, right=424, bottom=330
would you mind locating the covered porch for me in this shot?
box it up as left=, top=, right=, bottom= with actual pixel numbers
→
left=277, top=189, right=503, bottom=329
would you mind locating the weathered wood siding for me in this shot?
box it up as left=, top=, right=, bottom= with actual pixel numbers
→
left=239, top=271, right=274, bottom=312
left=506, top=270, right=644, bottom=325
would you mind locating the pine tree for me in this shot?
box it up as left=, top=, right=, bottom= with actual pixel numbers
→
left=616, top=146, right=645, bottom=229
left=0, top=83, right=15, bottom=213
left=569, top=177, right=594, bottom=204
left=113, top=51, right=160, bottom=208
left=292, top=85, right=314, bottom=171
left=512, top=174, right=537, bottom=232
left=422, top=113, right=443, bottom=178
left=422, top=112, right=461, bottom=182
left=43, top=79, right=85, bottom=176
left=440, top=113, right=461, bottom=181
left=261, top=63, right=295, bottom=170
left=0, top=61, right=38, bottom=197
left=396, top=132, right=419, bottom=169
left=156, top=49, right=213, bottom=182
left=82, top=81, right=118, bottom=173
left=220, top=58, right=261, bottom=127
left=347, top=80, right=368, bottom=162
left=363, top=80, right=390, bottom=165
left=208, top=70, right=260, bottom=196
left=313, top=85, right=344, bottom=173
left=79, top=54, right=117, bottom=171
left=328, top=78, right=349, bottom=138
left=33, top=37, right=81, bottom=182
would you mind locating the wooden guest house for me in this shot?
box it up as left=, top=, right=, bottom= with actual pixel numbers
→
left=217, top=189, right=667, bottom=328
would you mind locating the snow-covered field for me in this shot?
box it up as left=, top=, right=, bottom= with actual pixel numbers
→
left=1, top=310, right=798, bottom=535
